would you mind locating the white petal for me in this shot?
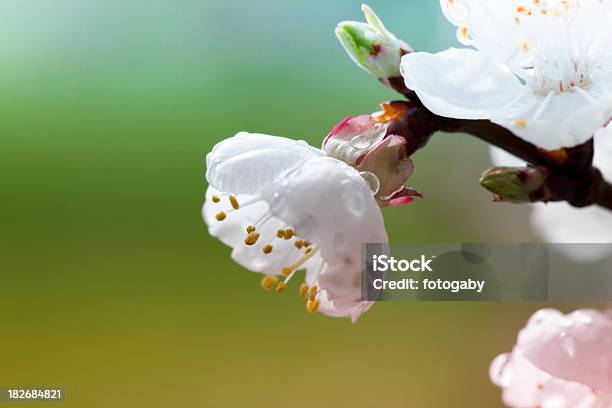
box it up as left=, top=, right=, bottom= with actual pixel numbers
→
left=261, top=156, right=387, bottom=269
left=305, top=265, right=374, bottom=323
left=206, top=132, right=323, bottom=195
left=493, top=91, right=612, bottom=150
left=531, top=203, right=612, bottom=244
left=595, top=124, right=612, bottom=178
left=401, top=48, right=524, bottom=120
left=438, top=1, right=524, bottom=63
left=261, top=156, right=386, bottom=321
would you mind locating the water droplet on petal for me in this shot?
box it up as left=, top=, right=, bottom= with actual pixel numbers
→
left=359, top=171, right=381, bottom=195
left=350, top=134, right=372, bottom=149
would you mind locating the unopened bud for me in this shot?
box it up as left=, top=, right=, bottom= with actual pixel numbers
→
left=336, top=4, right=412, bottom=81
left=323, top=105, right=423, bottom=207
left=480, top=166, right=548, bottom=204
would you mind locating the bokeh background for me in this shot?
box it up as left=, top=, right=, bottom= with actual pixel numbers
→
left=0, top=1, right=594, bottom=407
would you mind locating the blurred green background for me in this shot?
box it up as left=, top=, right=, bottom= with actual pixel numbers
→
left=0, top=1, right=589, bottom=407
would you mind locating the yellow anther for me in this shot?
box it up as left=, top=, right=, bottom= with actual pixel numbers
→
left=276, top=229, right=285, bottom=238
left=212, top=194, right=221, bottom=203
left=305, top=248, right=313, bottom=255
left=281, top=246, right=320, bottom=280
left=294, top=240, right=304, bottom=249
left=246, top=225, right=256, bottom=233
left=308, top=285, right=318, bottom=301
left=303, top=241, right=311, bottom=248
left=306, top=298, right=320, bottom=313
left=516, top=5, right=532, bottom=15
left=283, top=229, right=295, bottom=240
left=229, top=195, right=239, bottom=210
left=275, top=282, right=286, bottom=293
left=521, top=40, right=531, bottom=52
left=458, top=25, right=469, bottom=39
left=514, top=118, right=528, bottom=128
left=261, top=275, right=278, bottom=290
left=262, top=244, right=273, bottom=254
left=215, top=211, right=227, bottom=221
left=244, top=232, right=261, bottom=246
left=299, top=283, right=309, bottom=300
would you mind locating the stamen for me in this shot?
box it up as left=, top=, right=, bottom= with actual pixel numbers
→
left=261, top=275, right=278, bottom=290
left=275, top=282, right=286, bottom=293
left=457, top=25, right=470, bottom=40
left=299, top=283, right=310, bottom=300
left=283, top=229, right=295, bottom=240
left=262, top=244, right=273, bottom=254
left=281, top=246, right=320, bottom=278
left=276, top=229, right=285, bottom=238
left=229, top=195, right=239, bottom=210
left=294, top=240, right=304, bottom=249
left=246, top=225, right=256, bottom=233
left=306, top=299, right=321, bottom=313
left=303, top=241, right=311, bottom=248
left=215, top=211, right=227, bottom=221
left=305, top=247, right=313, bottom=255
left=245, top=232, right=261, bottom=246
left=212, top=194, right=221, bottom=203
left=309, top=285, right=318, bottom=301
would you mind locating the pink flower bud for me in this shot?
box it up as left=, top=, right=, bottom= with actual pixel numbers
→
left=323, top=110, right=421, bottom=207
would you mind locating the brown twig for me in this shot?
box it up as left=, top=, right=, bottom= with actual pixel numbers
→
left=380, top=89, right=612, bottom=211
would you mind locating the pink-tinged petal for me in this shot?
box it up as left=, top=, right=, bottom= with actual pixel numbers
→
left=518, top=309, right=612, bottom=395
left=323, top=115, right=378, bottom=147
left=380, top=187, right=423, bottom=207
left=490, top=349, right=609, bottom=408
left=356, top=134, right=414, bottom=198
left=323, top=115, right=389, bottom=167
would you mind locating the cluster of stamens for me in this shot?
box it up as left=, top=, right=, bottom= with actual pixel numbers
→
left=448, top=0, right=597, bottom=97
left=211, top=192, right=323, bottom=314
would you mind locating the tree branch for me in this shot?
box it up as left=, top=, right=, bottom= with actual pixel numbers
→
left=381, top=96, right=612, bottom=212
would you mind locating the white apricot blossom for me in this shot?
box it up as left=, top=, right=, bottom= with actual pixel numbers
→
left=203, top=132, right=388, bottom=322
left=401, top=0, right=612, bottom=150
